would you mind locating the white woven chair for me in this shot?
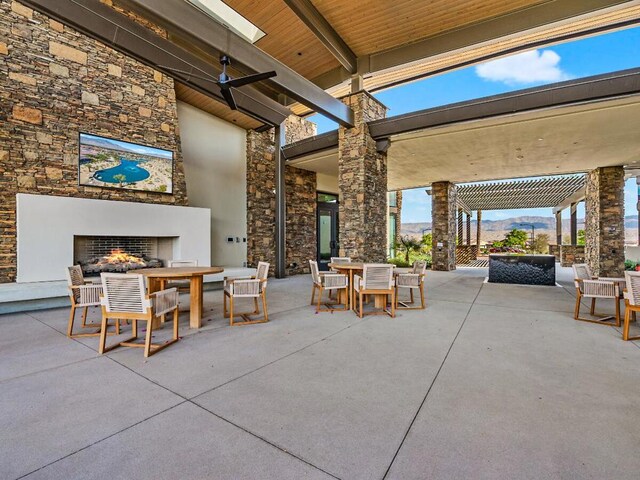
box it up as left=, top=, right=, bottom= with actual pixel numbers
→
left=395, top=260, right=427, bottom=310
left=353, top=264, right=395, bottom=318
left=573, top=263, right=621, bottom=327
left=99, top=273, right=179, bottom=357
left=162, top=260, right=198, bottom=301
left=328, top=257, right=351, bottom=299
left=309, top=260, right=348, bottom=313
left=223, top=261, right=269, bottom=326
left=66, top=265, right=120, bottom=338
left=623, top=271, right=640, bottom=341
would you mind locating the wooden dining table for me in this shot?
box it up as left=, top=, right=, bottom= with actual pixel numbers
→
left=131, top=266, right=224, bottom=329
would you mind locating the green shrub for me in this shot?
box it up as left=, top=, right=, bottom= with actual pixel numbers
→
left=625, top=260, right=637, bottom=271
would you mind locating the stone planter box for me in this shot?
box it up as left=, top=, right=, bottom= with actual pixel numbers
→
left=488, top=254, right=556, bottom=286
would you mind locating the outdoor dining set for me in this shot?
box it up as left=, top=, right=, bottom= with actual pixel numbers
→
left=62, top=256, right=428, bottom=359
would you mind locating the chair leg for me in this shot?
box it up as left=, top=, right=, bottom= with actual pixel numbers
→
left=623, top=307, right=631, bottom=341
left=81, top=306, right=89, bottom=327
left=394, top=287, right=398, bottom=310
left=310, top=284, right=316, bottom=305
left=253, top=297, right=259, bottom=314
left=574, top=292, right=581, bottom=320
left=223, top=291, right=228, bottom=318
left=262, top=292, right=269, bottom=322
left=615, top=296, right=621, bottom=327
left=67, top=305, right=76, bottom=337
left=132, top=319, right=138, bottom=338
left=409, top=289, right=414, bottom=305
left=98, top=313, right=109, bottom=355
left=173, top=308, right=180, bottom=340
left=316, top=286, right=323, bottom=313
left=390, top=291, right=396, bottom=318
left=420, top=284, right=425, bottom=309
left=590, top=298, right=596, bottom=315
left=359, top=292, right=363, bottom=318
left=229, top=296, right=234, bottom=326
left=143, top=317, right=154, bottom=358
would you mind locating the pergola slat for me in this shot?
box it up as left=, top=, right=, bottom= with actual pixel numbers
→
left=456, top=175, right=586, bottom=211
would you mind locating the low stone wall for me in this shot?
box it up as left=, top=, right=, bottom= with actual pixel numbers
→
left=549, top=245, right=560, bottom=261
left=560, top=245, right=585, bottom=267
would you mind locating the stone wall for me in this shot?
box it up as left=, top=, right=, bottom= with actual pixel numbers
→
left=0, top=1, right=188, bottom=283
left=431, top=181, right=456, bottom=271
left=560, top=245, right=585, bottom=267
left=585, top=167, right=625, bottom=277
left=246, top=129, right=276, bottom=272
left=338, top=91, right=387, bottom=262
left=245, top=115, right=317, bottom=276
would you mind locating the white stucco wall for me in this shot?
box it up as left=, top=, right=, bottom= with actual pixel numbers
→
left=317, top=173, right=339, bottom=194
left=177, top=101, right=247, bottom=267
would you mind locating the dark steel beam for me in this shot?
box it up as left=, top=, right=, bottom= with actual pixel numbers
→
left=364, top=0, right=633, bottom=75
left=304, top=0, right=635, bottom=93
left=282, top=0, right=357, bottom=73
left=274, top=124, right=287, bottom=278
left=570, top=202, right=578, bottom=245
left=368, top=68, right=640, bottom=140
left=282, top=130, right=338, bottom=160
left=22, top=0, right=290, bottom=126
left=123, top=0, right=354, bottom=127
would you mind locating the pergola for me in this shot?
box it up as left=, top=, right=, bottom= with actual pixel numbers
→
left=429, top=174, right=587, bottom=248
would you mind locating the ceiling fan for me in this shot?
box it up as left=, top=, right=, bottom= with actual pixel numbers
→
left=160, top=55, right=276, bottom=110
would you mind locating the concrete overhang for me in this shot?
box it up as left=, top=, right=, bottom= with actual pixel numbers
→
left=286, top=68, right=640, bottom=190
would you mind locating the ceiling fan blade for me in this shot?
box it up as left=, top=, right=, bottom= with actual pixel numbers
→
left=155, top=66, right=219, bottom=84
left=225, top=71, right=277, bottom=88
left=221, top=86, right=238, bottom=110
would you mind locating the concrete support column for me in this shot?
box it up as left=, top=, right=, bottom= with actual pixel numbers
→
left=457, top=208, right=463, bottom=245
left=338, top=91, right=388, bottom=262
left=476, top=210, right=482, bottom=247
left=555, top=211, right=562, bottom=246
left=432, top=182, right=457, bottom=271
left=466, top=213, right=471, bottom=246
left=570, top=202, right=578, bottom=246
left=585, top=166, right=625, bottom=277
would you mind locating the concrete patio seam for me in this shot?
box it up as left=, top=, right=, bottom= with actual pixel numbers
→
left=14, top=400, right=189, bottom=480
left=0, top=355, right=102, bottom=386
left=381, top=280, right=484, bottom=480
left=191, top=401, right=342, bottom=480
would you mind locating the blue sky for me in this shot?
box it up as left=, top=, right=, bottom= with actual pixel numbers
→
left=308, top=27, right=640, bottom=223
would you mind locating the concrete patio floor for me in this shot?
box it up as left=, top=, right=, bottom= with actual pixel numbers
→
left=2, top=268, right=640, bottom=479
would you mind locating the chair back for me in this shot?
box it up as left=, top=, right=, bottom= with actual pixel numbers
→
left=256, top=261, right=270, bottom=280
left=625, top=271, right=640, bottom=306
left=101, top=273, right=149, bottom=314
left=412, top=260, right=427, bottom=275
left=309, top=260, right=321, bottom=284
left=362, top=264, right=394, bottom=290
left=330, top=257, right=351, bottom=264
left=573, top=263, right=592, bottom=289
left=66, top=265, right=85, bottom=301
left=168, top=259, right=198, bottom=267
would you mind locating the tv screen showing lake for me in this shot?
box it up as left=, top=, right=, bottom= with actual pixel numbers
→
left=78, top=133, right=173, bottom=194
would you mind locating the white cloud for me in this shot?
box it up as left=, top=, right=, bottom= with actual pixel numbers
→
left=475, top=49, right=572, bottom=85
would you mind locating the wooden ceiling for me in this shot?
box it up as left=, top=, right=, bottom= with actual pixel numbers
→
left=172, top=0, right=638, bottom=127
left=309, top=0, right=549, bottom=56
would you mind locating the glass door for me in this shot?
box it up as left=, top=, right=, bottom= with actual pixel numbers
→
left=317, top=193, right=339, bottom=271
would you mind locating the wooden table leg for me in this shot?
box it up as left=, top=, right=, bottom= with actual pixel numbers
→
left=189, top=275, right=203, bottom=329
left=374, top=294, right=387, bottom=309
left=349, top=270, right=355, bottom=311
left=148, top=278, right=163, bottom=329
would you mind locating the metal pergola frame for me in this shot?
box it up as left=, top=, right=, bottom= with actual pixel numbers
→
left=456, top=175, right=586, bottom=212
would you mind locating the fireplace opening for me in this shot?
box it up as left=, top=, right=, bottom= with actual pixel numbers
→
left=74, top=236, right=176, bottom=275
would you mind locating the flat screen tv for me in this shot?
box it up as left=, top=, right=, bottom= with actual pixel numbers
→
left=78, top=132, right=174, bottom=194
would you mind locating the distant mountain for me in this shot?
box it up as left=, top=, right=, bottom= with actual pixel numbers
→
left=80, top=135, right=140, bottom=154
left=402, top=215, right=639, bottom=243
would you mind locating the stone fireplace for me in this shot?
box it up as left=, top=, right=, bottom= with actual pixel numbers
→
left=74, top=235, right=177, bottom=275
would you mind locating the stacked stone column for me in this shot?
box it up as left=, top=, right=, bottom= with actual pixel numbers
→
left=337, top=92, right=387, bottom=262
left=585, top=166, right=625, bottom=277
left=246, top=115, right=317, bottom=276
left=432, top=182, right=457, bottom=271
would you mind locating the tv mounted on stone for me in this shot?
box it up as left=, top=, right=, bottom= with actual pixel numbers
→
left=78, top=132, right=173, bottom=194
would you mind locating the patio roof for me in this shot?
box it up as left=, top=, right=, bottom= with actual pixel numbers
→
left=454, top=175, right=586, bottom=211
